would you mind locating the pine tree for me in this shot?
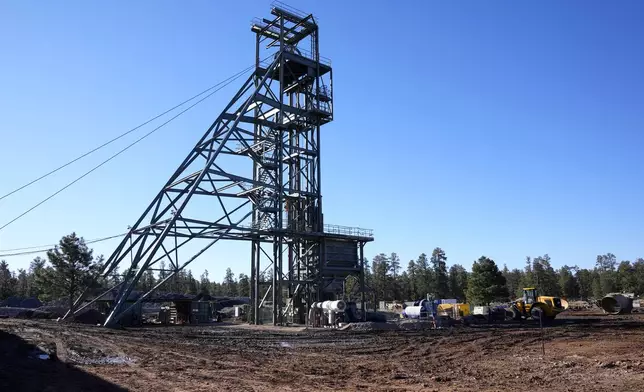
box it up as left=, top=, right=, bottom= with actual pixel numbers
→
left=502, top=265, right=522, bottom=300
left=138, top=269, right=157, bottom=292
left=390, top=252, right=401, bottom=278
left=390, top=252, right=401, bottom=299
left=406, top=260, right=417, bottom=299
left=414, top=253, right=432, bottom=299
left=158, top=260, right=168, bottom=281
left=599, top=271, right=617, bottom=296
left=558, top=265, right=578, bottom=298
left=16, top=269, right=29, bottom=297
left=517, top=257, right=534, bottom=297
left=592, top=274, right=603, bottom=299
left=399, top=271, right=412, bottom=300
left=371, top=253, right=391, bottom=301
left=448, top=264, right=468, bottom=301
left=617, top=261, right=636, bottom=293
left=186, top=270, right=199, bottom=295
left=531, top=255, right=560, bottom=296
left=42, top=233, right=101, bottom=311
left=363, top=257, right=372, bottom=289
left=28, top=257, right=46, bottom=298
left=466, top=256, right=508, bottom=305
left=430, top=248, right=449, bottom=298
left=576, top=268, right=594, bottom=300
left=238, top=273, right=250, bottom=297
left=596, top=253, right=617, bottom=272
left=200, top=270, right=211, bottom=295
left=223, top=268, right=237, bottom=296
left=631, top=259, right=644, bottom=295
left=108, top=265, right=122, bottom=287
left=0, top=260, right=16, bottom=300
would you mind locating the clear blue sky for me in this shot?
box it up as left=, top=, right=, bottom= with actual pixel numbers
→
left=1, top=1, right=643, bottom=280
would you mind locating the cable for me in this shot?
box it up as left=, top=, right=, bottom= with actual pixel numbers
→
left=0, top=63, right=254, bottom=232
left=0, top=233, right=126, bottom=257
left=0, top=232, right=126, bottom=252
left=0, top=62, right=257, bottom=202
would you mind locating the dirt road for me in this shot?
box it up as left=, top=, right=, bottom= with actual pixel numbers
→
left=2, top=312, right=644, bottom=391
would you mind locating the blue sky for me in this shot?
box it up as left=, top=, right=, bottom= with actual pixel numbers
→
left=1, top=1, right=643, bottom=280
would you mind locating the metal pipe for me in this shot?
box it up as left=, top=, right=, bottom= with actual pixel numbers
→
left=312, top=300, right=346, bottom=312
left=601, top=294, right=633, bottom=315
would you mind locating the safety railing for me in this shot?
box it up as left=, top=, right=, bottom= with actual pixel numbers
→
left=304, top=100, right=332, bottom=114
left=231, top=221, right=374, bottom=238
left=323, top=224, right=374, bottom=238
left=271, top=1, right=318, bottom=24
left=316, top=85, right=332, bottom=99
left=295, top=47, right=332, bottom=66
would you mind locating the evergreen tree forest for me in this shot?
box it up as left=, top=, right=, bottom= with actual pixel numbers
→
left=2, top=235, right=643, bottom=305
left=0, top=233, right=255, bottom=304
left=357, top=250, right=644, bottom=305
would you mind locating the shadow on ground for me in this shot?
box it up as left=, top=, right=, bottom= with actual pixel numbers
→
left=0, top=330, right=127, bottom=392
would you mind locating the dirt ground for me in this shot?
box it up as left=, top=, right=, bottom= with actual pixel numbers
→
left=2, top=311, right=644, bottom=391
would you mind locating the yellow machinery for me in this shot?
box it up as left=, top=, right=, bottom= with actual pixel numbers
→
left=510, top=288, right=569, bottom=322
left=437, top=303, right=470, bottom=318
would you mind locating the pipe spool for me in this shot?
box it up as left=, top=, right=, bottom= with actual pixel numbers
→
left=600, top=294, right=633, bottom=315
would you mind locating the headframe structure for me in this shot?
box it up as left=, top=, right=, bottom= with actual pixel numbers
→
left=65, top=2, right=373, bottom=327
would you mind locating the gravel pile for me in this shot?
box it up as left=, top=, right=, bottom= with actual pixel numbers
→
left=36, top=306, right=67, bottom=318
left=0, top=307, right=54, bottom=319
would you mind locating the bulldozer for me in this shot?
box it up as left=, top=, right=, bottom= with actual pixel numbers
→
left=509, top=287, right=569, bottom=322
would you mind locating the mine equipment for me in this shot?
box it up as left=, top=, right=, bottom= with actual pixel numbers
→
left=402, top=299, right=435, bottom=319
left=309, top=300, right=346, bottom=327
left=437, top=303, right=470, bottom=318
left=509, top=287, right=569, bottom=322
left=63, top=1, right=373, bottom=328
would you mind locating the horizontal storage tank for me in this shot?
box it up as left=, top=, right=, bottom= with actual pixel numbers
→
left=402, top=306, right=425, bottom=318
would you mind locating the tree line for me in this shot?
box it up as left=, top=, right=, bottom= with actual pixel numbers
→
left=0, top=233, right=253, bottom=308
left=2, top=234, right=643, bottom=307
left=355, top=249, right=644, bottom=305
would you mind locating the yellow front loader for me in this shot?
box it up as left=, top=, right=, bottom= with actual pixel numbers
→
left=509, top=288, right=569, bottom=322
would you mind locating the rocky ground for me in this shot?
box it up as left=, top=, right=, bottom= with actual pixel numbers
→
left=1, top=310, right=644, bottom=391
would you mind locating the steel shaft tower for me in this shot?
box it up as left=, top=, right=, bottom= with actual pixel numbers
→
left=65, top=2, right=373, bottom=327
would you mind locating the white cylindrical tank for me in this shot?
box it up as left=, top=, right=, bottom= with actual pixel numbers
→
left=403, top=306, right=424, bottom=319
